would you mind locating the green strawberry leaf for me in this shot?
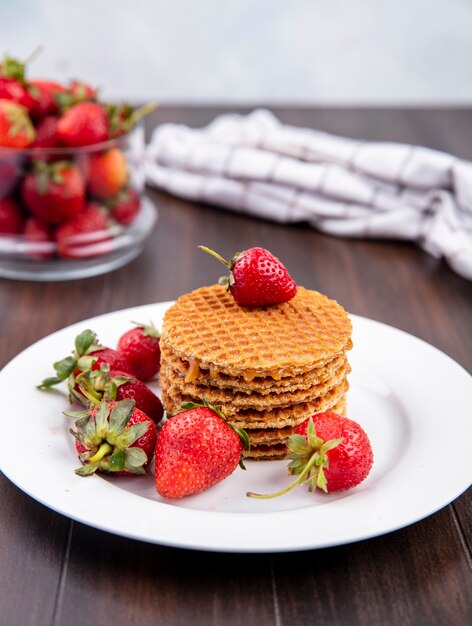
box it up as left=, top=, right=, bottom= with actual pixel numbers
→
left=316, top=466, right=328, bottom=493
left=124, top=447, right=147, bottom=468
left=75, top=462, right=99, bottom=477
left=109, top=450, right=126, bottom=472
left=233, top=426, right=250, bottom=450
left=75, top=329, right=97, bottom=357
left=2, top=55, right=26, bottom=81
left=321, top=438, right=342, bottom=455
left=181, top=401, right=203, bottom=411
left=287, top=434, right=311, bottom=456
left=37, top=376, right=63, bottom=389
left=131, top=320, right=160, bottom=338
left=111, top=375, right=133, bottom=388
left=104, top=381, right=117, bottom=400
left=76, top=355, right=97, bottom=372
left=108, top=399, right=135, bottom=438
left=115, top=421, right=150, bottom=447
left=94, top=400, right=110, bottom=438
left=53, top=356, right=77, bottom=380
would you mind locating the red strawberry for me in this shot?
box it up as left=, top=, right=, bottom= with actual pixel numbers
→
left=22, top=160, right=85, bottom=224
left=108, top=187, right=140, bottom=225
left=71, top=365, right=163, bottom=425
left=88, top=348, right=130, bottom=373
left=55, top=202, right=111, bottom=259
left=0, top=99, right=35, bottom=147
left=56, top=102, right=108, bottom=147
left=23, top=217, right=54, bottom=260
left=29, top=80, right=64, bottom=118
left=87, top=148, right=128, bottom=198
left=199, top=246, right=297, bottom=307
left=69, top=399, right=157, bottom=477
left=110, top=369, right=163, bottom=425
left=32, top=115, right=59, bottom=149
left=155, top=399, right=248, bottom=499
left=247, top=411, right=374, bottom=499
left=116, top=321, right=161, bottom=381
left=0, top=53, right=38, bottom=110
left=0, top=77, right=35, bottom=110
left=0, top=197, right=24, bottom=235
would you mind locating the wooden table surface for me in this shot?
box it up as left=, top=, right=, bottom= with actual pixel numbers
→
left=0, top=107, right=471, bottom=626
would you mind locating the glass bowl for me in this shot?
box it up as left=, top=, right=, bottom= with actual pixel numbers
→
left=0, top=124, right=157, bottom=281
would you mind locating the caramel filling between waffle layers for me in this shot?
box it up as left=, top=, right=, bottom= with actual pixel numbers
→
left=161, top=339, right=352, bottom=382
left=185, top=357, right=201, bottom=383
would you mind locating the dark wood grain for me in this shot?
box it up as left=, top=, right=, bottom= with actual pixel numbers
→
left=0, top=108, right=471, bottom=626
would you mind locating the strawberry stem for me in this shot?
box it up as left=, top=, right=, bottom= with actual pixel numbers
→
left=128, top=102, right=158, bottom=128
left=246, top=450, right=320, bottom=499
left=78, top=378, right=102, bottom=405
left=88, top=442, right=113, bottom=463
left=198, top=245, right=230, bottom=268
left=24, top=45, right=43, bottom=66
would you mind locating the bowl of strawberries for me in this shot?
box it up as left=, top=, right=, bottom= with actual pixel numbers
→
left=0, top=53, right=157, bottom=281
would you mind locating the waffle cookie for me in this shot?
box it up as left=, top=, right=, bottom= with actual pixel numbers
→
left=160, top=284, right=352, bottom=460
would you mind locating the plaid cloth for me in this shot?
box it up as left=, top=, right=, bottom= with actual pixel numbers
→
left=146, top=109, right=472, bottom=280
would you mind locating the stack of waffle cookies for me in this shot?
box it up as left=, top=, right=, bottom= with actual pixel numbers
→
left=159, top=284, right=352, bottom=460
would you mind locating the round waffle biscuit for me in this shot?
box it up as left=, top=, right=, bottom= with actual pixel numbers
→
left=160, top=344, right=348, bottom=395
left=160, top=360, right=350, bottom=413
left=161, top=285, right=352, bottom=378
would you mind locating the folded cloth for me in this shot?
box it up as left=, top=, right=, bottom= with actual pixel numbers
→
left=146, top=109, right=472, bottom=280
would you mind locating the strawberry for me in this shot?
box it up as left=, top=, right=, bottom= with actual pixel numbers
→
left=199, top=245, right=297, bottom=307
left=71, top=365, right=164, bottom=425
left=108, top=369, right=164, bottom=425
left=22, top=160, right=85, bottom=224
left=87, top=148, right=128, bottom=198
left=55, top=202, right=111, bottom=259
left=0, top=78, right=34, bottom=110
left=155, top=398, right=249, bottom=499
left=38, top=329, right=164, bottom=425
left=32, top=115, right=60, bottom=149
left=0, top=53, right=44, bottom=114
left=0, top=197, right=24, bottom=235
left=247, top=411, right=374, bottom=499
left=29, top=80, right=64, bottom=118
left=56, top=101, right=108, bottom=147
left=88, top=348, right=130, bottom=372
left=23, top=217, right=54, bottom=260
left=107, top=187, right=140, bottom=225
left=69, top=399, right=157, bottom=477
left=0, top=99, right=35, bottom=147
left=116, top=321, right=161, bottom=381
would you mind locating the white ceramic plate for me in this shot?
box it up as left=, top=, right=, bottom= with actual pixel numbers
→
left=1, top=303, right=471, bottom=552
